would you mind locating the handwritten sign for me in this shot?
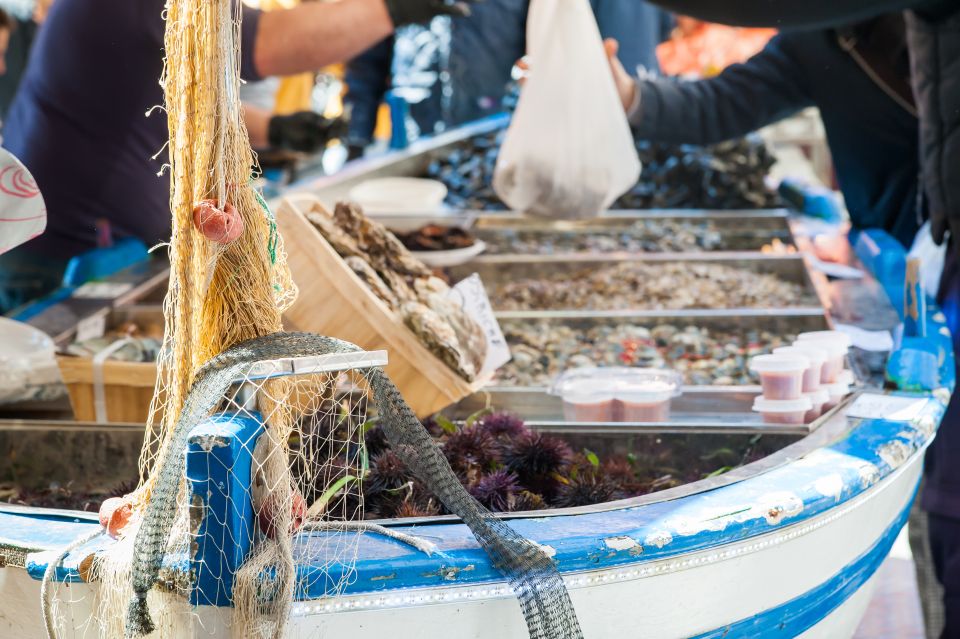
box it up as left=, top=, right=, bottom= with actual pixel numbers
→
left=847, top=393, right=930, bottom=421
left=447, top=274, right=511, bottom=377
left=75, top=313, right=106, bottom=342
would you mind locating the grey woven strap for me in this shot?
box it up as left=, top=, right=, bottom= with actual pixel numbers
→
left=127, top=332, right=582, bottom=639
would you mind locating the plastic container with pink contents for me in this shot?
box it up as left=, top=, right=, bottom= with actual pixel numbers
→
left=795, top=331, right=852, bottom=384
left=823, top=381, right=851, bottom=411
left=772, top=345, right=827, bottom=392
left=752, top=396, right=813, bottom=424
left=749, top=353, right=810, bottom=400
left=551, top=367, right=682, bottom=423
left=803, top=388, right=830, bottom=422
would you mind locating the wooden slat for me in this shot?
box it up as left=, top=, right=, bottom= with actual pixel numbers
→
left=277, top=194, right=489, bottom=417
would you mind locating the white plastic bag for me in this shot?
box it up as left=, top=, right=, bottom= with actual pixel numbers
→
left=908, top=221, right=946, bottom=297
left=493, top=0, right=641, bottom=218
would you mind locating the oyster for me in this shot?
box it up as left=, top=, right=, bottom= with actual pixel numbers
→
left=403, top=302, right=477, bottom=380
left=344, top=256, right=398, bottom=308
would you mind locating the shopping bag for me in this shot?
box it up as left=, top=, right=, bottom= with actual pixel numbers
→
left=493, top=0, right=641, bottom=218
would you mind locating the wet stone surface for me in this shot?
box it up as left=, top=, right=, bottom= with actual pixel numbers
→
left=495, top=321, right=795, bottom=387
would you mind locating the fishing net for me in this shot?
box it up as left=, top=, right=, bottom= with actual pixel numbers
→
left=42, top=0, right=583, bottom=636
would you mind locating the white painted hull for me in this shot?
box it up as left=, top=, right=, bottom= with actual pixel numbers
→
left=0, top=445, right=919, bottom=639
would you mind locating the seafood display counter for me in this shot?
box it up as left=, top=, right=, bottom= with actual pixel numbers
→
left=0, top=124, right=952, bottom=637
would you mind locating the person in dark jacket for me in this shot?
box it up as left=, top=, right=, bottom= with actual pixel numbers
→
left=607, top=15, right=920, bottom=247
left=344, top=0, right=528, bottom=155
left=343, top=0, right=673, bottom=156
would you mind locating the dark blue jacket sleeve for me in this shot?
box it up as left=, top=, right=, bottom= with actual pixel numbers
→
left=343, top=37, right=395, bottom=146
left=631, top=34, right=814, bottom=145
left=643, top=0, right=951, bottom=29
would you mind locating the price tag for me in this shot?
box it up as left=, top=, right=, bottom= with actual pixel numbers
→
left=75, top=314, right=106, bottom=342
left=832, top=323, right=894, bottom=352
left=847, top=393, right=930, bottom=421
left=447, top=274, right=511, bottom=377
left=71, top=282, right=134, bottom=299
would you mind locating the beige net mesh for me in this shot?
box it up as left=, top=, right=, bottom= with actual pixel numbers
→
left=139, top=0, right=296, bottom=499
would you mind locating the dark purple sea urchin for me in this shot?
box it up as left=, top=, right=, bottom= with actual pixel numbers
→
left=477, top=412, right=527, bottom=439
left=442, top=426, right=498, bottom=472
left=469, top=470, right=520, bottom=512
left=501, top=431, right=573, bottom=483
left=554, top=471, right=625, bottom=509
left=366, top=450, right=412, bottom=495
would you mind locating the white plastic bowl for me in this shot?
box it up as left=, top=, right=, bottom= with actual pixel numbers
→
left=411, top=240, right=487, bottom=268
left=349, top=178, right=448, bottom=215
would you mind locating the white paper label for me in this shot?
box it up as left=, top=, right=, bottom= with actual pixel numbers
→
left=832, top=323, right=895, bottom=352
left=447, top=274, right=511, bottom=377
left=847, top=393, right=929, bottom=421
left=807, top=256, right=865, bottom=280
left=71, top=282, right=134, bottom=299
left=75, top=314, right=106, bottom=342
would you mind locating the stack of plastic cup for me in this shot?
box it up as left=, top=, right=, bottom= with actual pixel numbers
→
left=773, top=344, right=829, bottom=421
left=795, top=331, right=853, bottom=409
left=749, top=353, right=812, bottom=424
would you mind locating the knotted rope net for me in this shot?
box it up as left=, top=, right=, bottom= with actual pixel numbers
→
left=44, top=0, right=583, bottom=637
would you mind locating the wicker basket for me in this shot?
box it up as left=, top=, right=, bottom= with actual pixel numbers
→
left=56, top=356, right=157, bottom=424
left=276, top=193, right=490, bottom=417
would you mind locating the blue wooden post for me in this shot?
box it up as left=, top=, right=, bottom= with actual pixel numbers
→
left=185, top=412, right=265, bottom=607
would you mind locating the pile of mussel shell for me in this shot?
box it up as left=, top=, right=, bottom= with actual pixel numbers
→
left=426, top=130, right=782, bottom=211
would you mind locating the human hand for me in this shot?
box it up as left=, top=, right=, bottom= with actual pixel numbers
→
left=383, top=0, right=480, bottom=27
left=267, top=111, right=348, bottom=154
left=512, top=39, right=636, bottom=114
left=603, top=39, right=637, bottom=113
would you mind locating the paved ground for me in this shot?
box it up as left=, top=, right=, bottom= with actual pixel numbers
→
left=854, top=529, right=927, bottom=639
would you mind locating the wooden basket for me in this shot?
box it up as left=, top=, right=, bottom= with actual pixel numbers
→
left=276, top=193, right=489, bottom=417
left=56, top=356, right=157, bottom=424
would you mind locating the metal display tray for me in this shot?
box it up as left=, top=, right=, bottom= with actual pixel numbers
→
left=472, top=210, right=795, bottom=253
left=448, top=387, right=846, bottom=436
left=448, top=252, right=824, bottom=316
left=282, top=115, right=509, bottom=206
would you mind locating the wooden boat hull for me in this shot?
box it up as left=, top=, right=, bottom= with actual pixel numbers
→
left=0, top=389, right=939, bottom=638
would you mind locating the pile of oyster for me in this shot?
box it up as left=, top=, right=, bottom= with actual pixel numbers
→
left=491, top=261, right=815, bottom=311
left=495, top=322, right=794, bottom=387
left=307, top=202, right=487, bottom=381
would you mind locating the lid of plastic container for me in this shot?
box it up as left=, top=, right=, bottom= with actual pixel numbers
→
left=550, top=367, right=682, bottom=403
left=837, top=369, right=855, bottom=385
left=792, top=337, right=847, bottom=358
left=749, top=353, right=810, bottom=374
left=752, top=396, right=812, bottom=412
left=804, top=388, right=830, bottom=404
left=773, top=345, right=827, bottom=366
left=823, top=381, right=851, bottom=397
left=796, top=330, right=852, bottom=349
